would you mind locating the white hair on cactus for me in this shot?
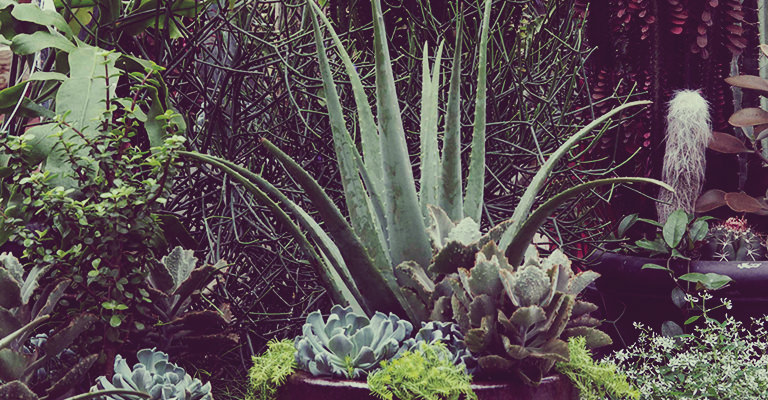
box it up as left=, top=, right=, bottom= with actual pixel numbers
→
left=657, top=89, right=712, bottom=223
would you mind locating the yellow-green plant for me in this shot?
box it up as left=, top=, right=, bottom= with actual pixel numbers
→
left=555, top=337, right=639, bottom=400
left=246, top=339, right=296, bottom=400
left=367, top=341, right=477, bottom=400
left=180, top=0, right=670, bottom=323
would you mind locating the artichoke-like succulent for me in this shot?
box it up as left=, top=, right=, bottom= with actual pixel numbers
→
left=295, top=305, right=412, bottom=379
left=401, top=321, right=477, bottom=374
left=91, top=348, right=213, bottom=400
left=432, top=242, right=610, bottom=385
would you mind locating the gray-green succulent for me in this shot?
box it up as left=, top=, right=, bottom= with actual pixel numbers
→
left=422, top=242, right=610, bottom=385
left=0, top=253, right=98, bottom=399
left=295, top=305, right=412, bottom=379
left=91, top=348, right=213, bottom=400
left=401, top=320, right=476, bottom=374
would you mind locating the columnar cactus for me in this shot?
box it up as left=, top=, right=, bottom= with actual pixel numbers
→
left=295, top=305, right=413, bottom=379
left=703, top=217, right=767, bottom=261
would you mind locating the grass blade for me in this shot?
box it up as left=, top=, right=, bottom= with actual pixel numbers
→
left=463, top=0, right=491, bottom=223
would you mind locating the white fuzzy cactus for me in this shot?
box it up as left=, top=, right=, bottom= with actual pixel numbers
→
left=657, top=90, right=712, bottom=223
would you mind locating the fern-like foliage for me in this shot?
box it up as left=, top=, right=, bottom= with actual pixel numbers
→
left=367, top=342, right=477, bottom=400
left=246, top=339, right=297, bottom=400
left=555, top=337, right=640, bottom=400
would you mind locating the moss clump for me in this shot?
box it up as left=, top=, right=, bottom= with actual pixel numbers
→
left=246, top=339, right=297, bottom=400
left=555, top=336, right=640, bottom=400
left=367, top=342, right=477, bottom=400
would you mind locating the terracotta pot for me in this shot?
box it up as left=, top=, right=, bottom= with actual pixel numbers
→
left=277, top=371, right=577, bottom=400
left=587, top=252, right=768, bottom=348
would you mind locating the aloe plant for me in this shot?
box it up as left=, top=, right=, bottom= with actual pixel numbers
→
left=179, top=0, right=671, bottom=323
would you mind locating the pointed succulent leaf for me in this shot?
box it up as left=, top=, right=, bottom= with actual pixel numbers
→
left=370, top=0, right=432, bottom=270
left=0, top=381, right=38, bottom=400
left=327, top=334, right=355, bottom=358
left=563, top=327, right=612, bottom=349
left=40, top=314, right=96, bottom=362
left=45, top=353, right=97, bottom=398
left=161, top=246, right=197, bottom=293
left=468, top=295, right=495, bottom=327
left=439, top=15, right=464, bottom=221
left=0, top=348, right=28, bottom=381
left=0, top=253, right=22, bottom=284
left=500, top=266, right=552, bottom=308
left=466, top=255, right=503, bottom=298
left=566, top=271, right=600, bottom=296
left=0, top=268, right=20, bottom=309
left=509, top=306, right=547, bottom=333
left=430, top=241, right=478, bottom=275
left=0, top=308, right=20, bottom=338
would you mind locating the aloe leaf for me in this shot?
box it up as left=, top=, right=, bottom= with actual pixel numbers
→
left=178, top=151, right=360, bottom=311
left=505, top=177, right=674, bottom=266
left=439, top=15, right=464, bottom=221
left=498, top=100, right=653, bottom=252
left=463, top=0, right=491, bottom=223
left=258, top=139, right=410, bottom=316
left=307, top=0, right=384, bottom=204
left=419, top=40, right=444, bottom=221
left=0, top=314, right=48, bottom=350
left=371, top=0, right=431, bottom=268
left=311, top=12, right=391, bottom=272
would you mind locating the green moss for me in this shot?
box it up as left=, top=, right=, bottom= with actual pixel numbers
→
left=246, top=339, right=297, bottom=400
left=367, top=342, right=477, bottom=400
left=555, top=337, right=640, bottom=400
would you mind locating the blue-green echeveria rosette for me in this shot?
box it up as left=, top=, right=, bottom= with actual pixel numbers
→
left=401, top=320, right=477, bottom=374
left=295, top=304, right=413, bottom=379
left=91, top=348, right=213, bottom=400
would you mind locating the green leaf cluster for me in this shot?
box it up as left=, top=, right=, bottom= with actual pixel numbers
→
left=555, top=337, right=639, bottom=400
left=246, top=339, right=297, bottom=400
left=367, top=342, right=477, bottom=400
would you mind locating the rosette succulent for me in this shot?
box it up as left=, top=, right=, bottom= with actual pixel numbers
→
left=401, top=321, right=476, bottom=373
left=91, top=348, right=213, bottom=400
left=428, top=242, right=610, bottom=385
left=295, top=305, right=412, bottom=379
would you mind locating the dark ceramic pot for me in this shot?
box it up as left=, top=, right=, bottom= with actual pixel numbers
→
left=588, top=252, right=768, bottom=348
left=277, top=371, right=577, bottom=400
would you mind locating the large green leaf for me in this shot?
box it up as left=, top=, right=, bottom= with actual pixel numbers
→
left=498, top=100, right=653, bottom=252
left=11, top=3, right=73, bottom=37
left=11, top=31, right=76, bottom=54
left=463, top=0, right=491, bottom=223
left=439, top=16, right=464, bottom=221
left=504, top=177, right=674, bottom=266
left=371, top=0, right=431, bottom=269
